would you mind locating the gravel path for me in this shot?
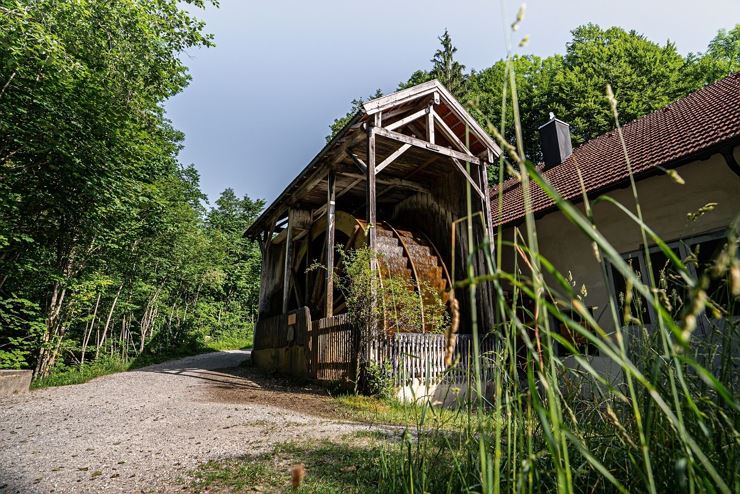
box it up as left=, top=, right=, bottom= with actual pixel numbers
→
left=0, top=351, right=368, bottom=493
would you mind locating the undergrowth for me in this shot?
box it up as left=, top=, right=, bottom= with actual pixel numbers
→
left=31, top=329, right=253, bottom=388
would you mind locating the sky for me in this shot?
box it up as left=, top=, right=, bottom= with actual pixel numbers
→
left=164, top=0, right=740, bottom=206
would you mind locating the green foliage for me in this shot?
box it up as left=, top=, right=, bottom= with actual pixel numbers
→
left=0, top=296, right=45, bottom=369
left=361, top=360, right=394, bottom=399
left=0, top=1, right=262, bottom=378
left=546, top=24, right=696, bottom=145
left=31, top=355, right=130, bottom=389
left=336, top=248, right=448, bottom=334
left=397, top=29, right=467, bottom=96
left=686, top=25, right=740, bottom=86
left=32, top=326, right=252, bottom=389
left=429, top=29, right=468, bottom=97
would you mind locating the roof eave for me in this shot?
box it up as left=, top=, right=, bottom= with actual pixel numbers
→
left=244, top=110, right=365, bottom=239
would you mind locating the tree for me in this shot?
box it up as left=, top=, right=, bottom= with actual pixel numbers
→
left=397, top=29, right=467, bottom=96
left=430, top=29, right=468, bottom=97
left=464, top=24, right=735, bottom=171
left=546, top=24, right=697, bottom=145
left=686, top=25, right=740, bottom=86
left=467, top=55, right=563, bottom=164
left=0, top=0, right=221, bottom=374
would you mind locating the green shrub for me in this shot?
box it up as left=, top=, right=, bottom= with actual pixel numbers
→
left=361, top=360, right=394, bottom=399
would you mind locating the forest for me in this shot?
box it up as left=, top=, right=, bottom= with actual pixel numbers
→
left=0, top=0, right=263, bottom=381
left=0, top=0, right=737, bottom=386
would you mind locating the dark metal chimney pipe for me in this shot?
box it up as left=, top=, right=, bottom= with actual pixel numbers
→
left=538, top=113, right=572, bottom=168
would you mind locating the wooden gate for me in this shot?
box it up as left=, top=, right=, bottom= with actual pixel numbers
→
left=308, top=313, right=359, bottom=382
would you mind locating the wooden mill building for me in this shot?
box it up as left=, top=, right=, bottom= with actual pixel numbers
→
left=245, top=73, right=740, bottom=388
left=245, top=80, right=501, bottom=380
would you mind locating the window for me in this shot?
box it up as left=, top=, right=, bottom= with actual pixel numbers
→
left=554, top=307, right=600, bottom=356
left=647, top=242, right=688, bottom=320
left=684, top=233, right=740, bottom=318
left=607, top=229, right=738, bottom=327
left=607, top=250, right=653, bottom=326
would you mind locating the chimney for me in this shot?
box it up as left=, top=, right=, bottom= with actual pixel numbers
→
left=538, top=112, right=572, bottom=168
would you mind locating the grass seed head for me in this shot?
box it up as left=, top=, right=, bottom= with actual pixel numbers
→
left=291, top=463, right=305, bottom=490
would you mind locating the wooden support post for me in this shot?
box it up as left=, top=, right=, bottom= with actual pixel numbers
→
left=304, top=229, right=311, bottom=311
left=325, top=170, right=336, bottom=318
left=483, top=150, right=496, bottom=260
left=282, top=210, right=294, bottom=314
left=366, top=128, right=377, bottom=270
left=426, top=104, right=435, bottom=144
left=365, top=124, right=378, bottom=361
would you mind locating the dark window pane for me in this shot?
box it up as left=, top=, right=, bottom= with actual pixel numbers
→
left=555, top=307, right=599, bottom=356
left=646, top=246, right=687, bottom=320
left=610, top=253, right=651, bottom=326
left=691, top=236, right=739, bottom=318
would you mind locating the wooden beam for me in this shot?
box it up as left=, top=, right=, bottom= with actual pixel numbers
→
left=338, top=172, right=429, bottom=193
left=451, top=157, right=485, bottom=200
left=375, top=143, right=412, bottom=175
left=325, top=170, right=336, bottom=318
left=379, top=105, right=417, bottom=123
left=426, top=104, right=435, bottom=144
left=483, top=149, right=496, bottom=259
left=282, top=210, right=294, bottom=314
left=367, top=129, right=377, bottom=271
left=432, top=109, right=471, bottom=154
left=372, top=126, right=480, bottom=165
left=385, top=107, right=428, bottom=132
left=350, top=153, right=367, bottom=174
left=363, top=80, right=439, bottom=115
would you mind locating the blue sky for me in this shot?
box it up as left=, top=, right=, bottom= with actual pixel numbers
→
left=165, top=0, right=740, bottom=206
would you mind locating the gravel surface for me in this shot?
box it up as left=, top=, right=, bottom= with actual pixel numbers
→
left=0, top=351, right=369, bottom=493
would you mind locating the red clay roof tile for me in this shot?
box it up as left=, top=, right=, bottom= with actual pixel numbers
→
left=491, top=72, right=740, bottom=227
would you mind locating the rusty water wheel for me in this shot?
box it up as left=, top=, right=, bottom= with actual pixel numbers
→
left=292, top=211, right=451, bottom=332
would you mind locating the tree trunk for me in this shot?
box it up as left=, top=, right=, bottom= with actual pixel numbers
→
left=34, top=282, right=67, bottom=377
left=96, top=283, right=123, bottom=360
left=139, top=285, right=163, bottom=353
left=81, top=292, right=101, bottom=364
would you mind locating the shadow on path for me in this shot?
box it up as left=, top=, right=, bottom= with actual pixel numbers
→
left=135, top=350, right=346, bottom=419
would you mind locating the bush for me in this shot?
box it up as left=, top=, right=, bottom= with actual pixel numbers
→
left=361, top=360, right=394, bottom=399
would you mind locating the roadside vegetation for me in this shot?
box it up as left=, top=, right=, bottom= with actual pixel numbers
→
left=31, top=327, right=252, bottom=388
left=0, top=1, right=261, bottom=386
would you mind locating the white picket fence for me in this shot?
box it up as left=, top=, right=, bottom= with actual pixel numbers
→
left=367, top=332, right=496, bottom=386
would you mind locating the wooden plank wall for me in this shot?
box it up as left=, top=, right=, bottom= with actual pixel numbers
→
left=257, top=309, right=496, bottom=386
left=253, top=307, right=311, bottom=350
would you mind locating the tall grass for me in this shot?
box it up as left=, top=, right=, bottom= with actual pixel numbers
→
left=376, top=5, right=739, bottom=493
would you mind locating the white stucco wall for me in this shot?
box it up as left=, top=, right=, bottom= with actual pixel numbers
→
left=498, top=148, right=740, bottom=383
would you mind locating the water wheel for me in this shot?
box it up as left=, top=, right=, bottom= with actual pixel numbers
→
left=293, top=211, right=451, bottom=332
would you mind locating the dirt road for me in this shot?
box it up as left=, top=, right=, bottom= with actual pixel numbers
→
left=0, top=351, right=366, bottom=493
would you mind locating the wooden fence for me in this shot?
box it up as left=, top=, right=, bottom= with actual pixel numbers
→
left=256, top=308, right=497, bottom=386
left=368, top=332, right=496, bottom=386
left=309, top=313, right=358, bottom=382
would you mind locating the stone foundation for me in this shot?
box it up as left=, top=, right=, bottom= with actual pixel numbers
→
left=0, top=370, right=33, bottom=398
